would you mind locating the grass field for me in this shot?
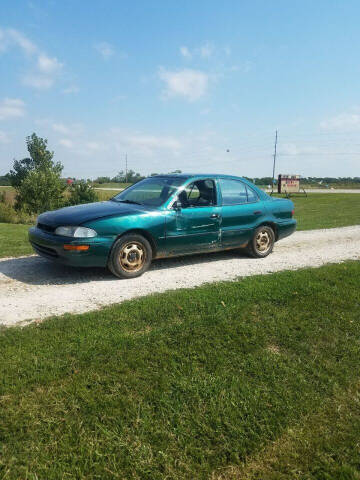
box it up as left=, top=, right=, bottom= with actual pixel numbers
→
left=0, top=193, right=359, bottom=258
left=0, top=261, right=359, bottom=479
left=284, top=193, right=360, bottom=230
left=0, top=223, right=33, bottom=257
left=96, top=189, right=122, bottom=201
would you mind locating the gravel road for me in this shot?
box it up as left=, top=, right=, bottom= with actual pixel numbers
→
left=1, top=225, right=359, bottom=327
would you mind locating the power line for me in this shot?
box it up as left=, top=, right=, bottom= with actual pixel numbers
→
left=271, top=130, right=278, bottom=194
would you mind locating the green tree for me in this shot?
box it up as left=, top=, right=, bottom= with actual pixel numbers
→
left=15, top=169, right=65, bottom=214
left=94, top=176, right=111, bottom=184
left=67, top=181, right=98, bottom=206
left=9, top=133, right=65, bottom=214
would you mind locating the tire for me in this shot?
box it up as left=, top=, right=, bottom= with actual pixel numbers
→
left=246, top=225, right=275, bottom=258
left=108, top=234, right=152, bottom=279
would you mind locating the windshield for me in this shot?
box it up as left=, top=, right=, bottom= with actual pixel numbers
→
left=112, top=176, right=185, bottom=207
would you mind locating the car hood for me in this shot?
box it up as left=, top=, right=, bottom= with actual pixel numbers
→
left=38, top=201, right=153, bottom=227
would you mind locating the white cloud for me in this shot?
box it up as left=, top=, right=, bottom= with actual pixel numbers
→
left=199, top=43, right=213, bottom=58
left=23, top=53, right=63, bottom=89
left=179, top=43, right=214, bottom=59
left=279, top=143, right=320, bottom=156
left=52, top=122, right=83, bottom=136
left=126, top=134, right=181, bottom=150
left=22, top=74, right=55, bottom=89
left=95, top=42, right=114, bottom=59
left=158, top=68, right=209, bottom=101
left=179, top=46, right=192, bottom=59
left=37, top=54, right=63, bottom=74
left=320, top=112, right=360, bottom=130
left=109, top=128, right=182, bottom=156
left=63, top=85, right=80, bottom=94
left=0, top=98, right=26, bottom=120
left=0, top=28, right=64, bottom=90
left=0, top=28, right=37, bottom=55
left=85, top=141, right=102, bottom=151
left=58, top=138, right=74, bottom=148
left=52, top=123, right=72, bottom=135
left=0, top=130, right=10, bottom=143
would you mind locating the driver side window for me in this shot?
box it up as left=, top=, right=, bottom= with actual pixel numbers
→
left=178, top=179, right=217, bottom=208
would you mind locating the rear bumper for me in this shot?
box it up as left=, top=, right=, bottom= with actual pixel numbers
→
left=28, top=227, right=114, bottom=267
left=276, top=219, right=297, bottom=241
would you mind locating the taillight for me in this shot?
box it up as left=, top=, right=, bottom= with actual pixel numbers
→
left=291, top=209, right=295, bottom=217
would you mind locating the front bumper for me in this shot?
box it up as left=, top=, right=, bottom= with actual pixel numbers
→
left=28, top=227, right=114, bottom=268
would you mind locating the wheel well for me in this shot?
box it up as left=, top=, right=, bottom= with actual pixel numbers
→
left=116, top=229, right=157, bottom=257
left=259, top=222, right=279, bottom=241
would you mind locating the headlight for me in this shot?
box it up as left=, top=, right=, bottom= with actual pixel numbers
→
left=55, top=226, right=97, bottom=238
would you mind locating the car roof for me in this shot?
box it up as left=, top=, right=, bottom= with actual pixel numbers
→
left=155, top=173, right=246, bottom=180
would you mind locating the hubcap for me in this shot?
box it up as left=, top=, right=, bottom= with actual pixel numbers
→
left=119, top=242, right=146, bottom=272
left=256, top=230, right=271, bottom=253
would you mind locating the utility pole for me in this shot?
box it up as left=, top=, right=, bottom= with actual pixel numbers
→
left=125, top=153, right=128, bottom=184
left=271, top=130, right=278, bottom=194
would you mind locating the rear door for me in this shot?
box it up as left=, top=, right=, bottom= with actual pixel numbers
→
left=165, top=179, right=221, bottom=255
left=219, top=178, right=265, bottom=247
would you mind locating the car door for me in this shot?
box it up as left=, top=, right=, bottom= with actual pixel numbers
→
left=219, top=178, right=264, bottom=247
left=165, top=179, right=221, bottom=255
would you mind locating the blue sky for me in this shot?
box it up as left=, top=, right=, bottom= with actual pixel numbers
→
left=1, top=0, right=360, bottom=179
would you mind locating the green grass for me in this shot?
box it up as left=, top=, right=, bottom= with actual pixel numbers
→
left=96, top=189, right=122, bottom=201
left=220, top=381, right=360, bottom=479
left=284, top=193, right=360, bottom=230
left=1, top=261, right=360, bottom=479
left=0, top=222, right=33, bottom=257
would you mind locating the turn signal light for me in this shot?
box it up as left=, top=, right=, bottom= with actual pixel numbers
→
left=63, top=245, right=90, bottom=251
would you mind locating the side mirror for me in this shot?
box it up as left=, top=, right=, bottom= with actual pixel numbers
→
left=172, top=199, right=182, bottom=211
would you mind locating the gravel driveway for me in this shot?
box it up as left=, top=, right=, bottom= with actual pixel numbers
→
left=1, top=225, right=359, bottom=327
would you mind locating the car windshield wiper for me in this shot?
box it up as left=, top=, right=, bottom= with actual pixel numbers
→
left=115, top=199, right=143, bottom=206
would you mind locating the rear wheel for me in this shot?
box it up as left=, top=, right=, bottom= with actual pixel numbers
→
left=108, top=234, right=152, bottom=279
left=246, top=225, right=275, bottom=258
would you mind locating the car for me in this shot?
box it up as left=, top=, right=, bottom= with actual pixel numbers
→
left=28, top=174, right=296, bottom=278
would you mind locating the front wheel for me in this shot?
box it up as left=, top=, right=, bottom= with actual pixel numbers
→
left=108, top=234, right=152, bottom=279
left=246, top=225, right=275, bottom=258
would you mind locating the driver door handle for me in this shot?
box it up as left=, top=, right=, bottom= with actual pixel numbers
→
left=210, top=213, right=220, bottom=218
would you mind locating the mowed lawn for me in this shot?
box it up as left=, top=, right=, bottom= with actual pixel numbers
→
left=290, top=193, right=360, bottom=230
left=0, top=261, right=360, bottom=479
left=0, top=223, right=33, bottom=257
left=0, top=193, right=359, bottom=258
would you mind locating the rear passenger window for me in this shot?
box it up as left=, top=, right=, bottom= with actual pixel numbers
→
left=219, top=179, right=248, bottom=205
left=246, top=186, right=258, bottom=203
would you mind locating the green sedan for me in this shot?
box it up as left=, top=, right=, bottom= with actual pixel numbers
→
left=29, top=174, right=296, bottom=278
